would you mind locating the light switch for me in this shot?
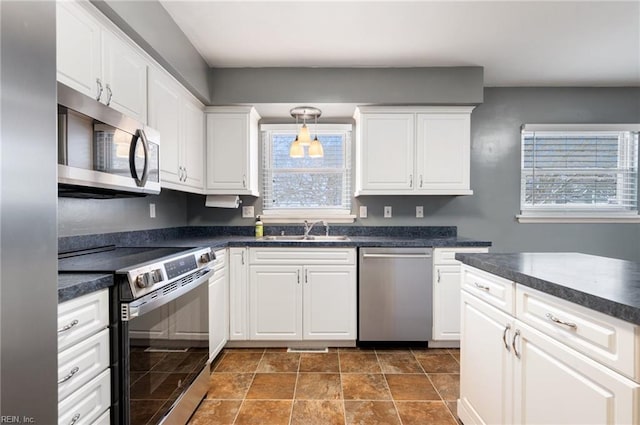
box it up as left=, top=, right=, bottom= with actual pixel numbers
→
left=416, top=206, right=424, bottom=218
left=359, top=206, right=368, bottom=218
left=384, top=206, right=392, bottom=218
left=242, top=206, right=254, bottom=218
left=149, top=203, right=156, bottom=218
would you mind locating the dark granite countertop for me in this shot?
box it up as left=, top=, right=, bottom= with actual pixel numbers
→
left=58, top=273, right=113, bottom=303
left=455, top=252, right=640, bottom=325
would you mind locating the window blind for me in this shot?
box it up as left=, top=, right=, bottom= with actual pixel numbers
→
left=521, top=130, right=639, bottom=213
left=262, top=129, right=352, bottom=211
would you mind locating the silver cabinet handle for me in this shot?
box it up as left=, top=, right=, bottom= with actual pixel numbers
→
left=69, top=413, right=81, bottom=425
left=474, top=282, right=490, bottom=291
left=437, top=269, right=441, bottom=283
left=420, top=175, right=423, bottom=188
left=184, top=167, right=188, bottom=182
left=409, top=174, right=413, bottom=188
left=512, top=329, right=521, bottom=359
left=297, top=270, right=300, bottom=284
left=241, top=250, right=245, bottom=265
left=502, top=324, right=511, bottom=352
left=105, top=84, right=113, bottom=106
left=305, top=269, right=308, bottom=283
left=58, top=366, right=80, bottom=384
left=58, top=319, right=79, bottom=333
left=242, top=174, right=246, bottom=188
left=95, top=78, right=103, bottom=101
left=545, top=313, right=577, bottom=329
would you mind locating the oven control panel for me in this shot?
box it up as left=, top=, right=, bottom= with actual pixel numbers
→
left=125, top=247, right=215, bottom=299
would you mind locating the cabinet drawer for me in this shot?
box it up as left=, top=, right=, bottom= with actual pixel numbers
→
left=58, top=328, right=110, bottom=401
left=249, top=248, right=356, bottom=265
left=213, top=249, right=227, bottom=272
left=461, top=266, right=515, bottom=314
left=434, top=247, right=489, bottom=264
left=58, top=368, right=110, bottom=425
left=92, top=409, right=110, bottom=425
left=58, top=289, right=109, bottom=352
left=517, top=285, right=640, bottom=382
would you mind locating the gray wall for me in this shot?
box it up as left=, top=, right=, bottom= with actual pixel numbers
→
left=58, top=189, right=188, bottom=237
left=1, top=1, right=57, bottom=421
left=91, top=0, right=211, bottom=103
left=209, top=67, right=483, bottom=105
left=188, top=87, right=640, bottom=262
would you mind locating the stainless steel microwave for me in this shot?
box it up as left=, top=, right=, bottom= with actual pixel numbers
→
left=57, top=82, right=160, bottom=198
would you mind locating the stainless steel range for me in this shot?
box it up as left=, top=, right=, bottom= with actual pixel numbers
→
left=59, top=245, right=215, bottom=425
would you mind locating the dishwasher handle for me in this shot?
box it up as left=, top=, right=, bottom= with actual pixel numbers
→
left=361, top=253, right=432, bottom=258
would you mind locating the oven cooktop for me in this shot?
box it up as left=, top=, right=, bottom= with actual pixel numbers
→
left=58, top=246, right=194, bottom=273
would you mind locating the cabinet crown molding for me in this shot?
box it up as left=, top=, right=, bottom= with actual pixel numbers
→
left=354, top=105, right=476, bottom=118
left=205, top=105, right=261, bottom=118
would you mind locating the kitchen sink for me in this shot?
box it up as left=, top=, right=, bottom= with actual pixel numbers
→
left=260, top=235, right=350, bottom=242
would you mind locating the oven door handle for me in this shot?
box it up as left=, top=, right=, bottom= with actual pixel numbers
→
left=122, top=268, right=214, bottom=321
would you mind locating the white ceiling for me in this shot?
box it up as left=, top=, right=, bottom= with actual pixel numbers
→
left=160, top=1, right=640, bottom=87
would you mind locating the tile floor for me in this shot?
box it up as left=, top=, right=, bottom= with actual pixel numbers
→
left=188, top=347, right=461, bottom=425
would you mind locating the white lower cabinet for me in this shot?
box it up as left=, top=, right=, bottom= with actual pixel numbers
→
left=432, top=247, right=489, bottom=342
left=209, top=249, right=229, bottom=360
left=58, top=289, right=111, bottom=425
left=243, top=248, right=357, bottom=342
left=458, top=266, right=640, bottom=425
left=228, top=247, right=249, bottom=340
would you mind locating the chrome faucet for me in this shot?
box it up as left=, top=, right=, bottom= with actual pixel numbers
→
left=303, top=220, right=330, bottom=238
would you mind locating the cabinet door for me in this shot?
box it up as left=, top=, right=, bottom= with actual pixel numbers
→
left=303, top=265, right=356, bottom=340
left=148, top=69, right=181, bottom=185
left=433, top=264, right=463, bottom=341
left=209, top=270, right=228, bottom=361
left=229, top=248, right=248, bottom=340
left=459, top=291, right=514, bottom=425
left=102, top=31, right=148, bottom=122
left=249, top=265, right=302, bottom=340
left=206, top=113, right=249, bottom=192
left=513, top=321, right=640, bottom=425
left=56, top=1, right=102, bottom=100
left=416, top=113, right=470, bottom=192
left=360, top=113, right=415, bottom=191
left=181, top=99, right=205, bottom=189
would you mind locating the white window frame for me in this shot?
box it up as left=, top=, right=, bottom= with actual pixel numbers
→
left=517, top=124, right=640, bottom=223
left=260, top=124, right=356, bottom=224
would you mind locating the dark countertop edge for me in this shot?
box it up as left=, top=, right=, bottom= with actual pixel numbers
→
left=58, top=274, right=114, bottom=303
left=455, top=254, right=640, bottom=326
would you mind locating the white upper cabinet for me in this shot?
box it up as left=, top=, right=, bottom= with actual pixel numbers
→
left=57, top=1, right=148, bottom=123
left=57, top=1, right=102, bottom=100
left=102, top=31, right=148, bottom=122
left=148, top=68, right=205, bottom=193
left=205, top=107, right=261, bottom=196
left=354, top=106, right=475, bottom=196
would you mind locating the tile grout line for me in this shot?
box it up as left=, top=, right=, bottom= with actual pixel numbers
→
left=375, top=349, right=405, bottom=425
left=287, top=353, right=302, bottom=425
left=338, top=350, right=348, bottom=425
left=232, top=348, right=266, bottom=425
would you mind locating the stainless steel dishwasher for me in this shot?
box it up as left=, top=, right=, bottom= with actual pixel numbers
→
left=359, top=247, right=433, bottom=342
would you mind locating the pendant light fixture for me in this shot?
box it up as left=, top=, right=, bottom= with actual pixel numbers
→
left=289, top=106, right=323, bottom=158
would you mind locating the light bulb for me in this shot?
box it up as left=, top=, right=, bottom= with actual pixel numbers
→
left=289, top=137, right=304, bottom=158
left=308, top=137, right=324, bottom=158
left=298, top=124, right=311, bottom=146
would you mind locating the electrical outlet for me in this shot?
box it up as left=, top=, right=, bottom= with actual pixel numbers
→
left=242, top=206, right=255, bottom=218
left=149, top=203, right=156, bottom=218
left=359, top=206, right=368, bottom=218
left=384, top=206, right=392, bottom=218
left=416, top=206, right=424, bottom=218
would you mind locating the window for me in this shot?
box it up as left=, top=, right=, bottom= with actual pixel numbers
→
left=518, top=124, right=640, bottom=223
left=261, top=124, right=354, bottom=222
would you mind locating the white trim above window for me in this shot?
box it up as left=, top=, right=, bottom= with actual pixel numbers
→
left=518, top=124, right=640, bottom=223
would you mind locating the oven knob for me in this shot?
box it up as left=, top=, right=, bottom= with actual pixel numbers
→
left=136, top=273, right=151, bottom=288
left=199, top=251, right=213, bottom=264
left=151, top=269, right=163, bottom=283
